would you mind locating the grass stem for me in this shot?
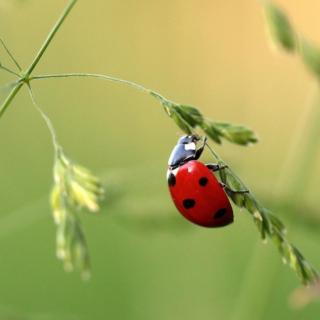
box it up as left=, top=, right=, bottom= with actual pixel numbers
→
left=25, top=0, right=78, bottom=77
left=0, top=82, right=23, bottom=118
left=27, top=85, right=60, bottom=154
left=0, top=0, right=78, bottom=119
left=31, top=73, right=151, bottom=93
left=30, top=72, right=172, bottom=105
left=0, top=38, right=22, bottom=71
left=0, top=64, right=20, bottom=77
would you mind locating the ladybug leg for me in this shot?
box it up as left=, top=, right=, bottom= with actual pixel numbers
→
left=219, top=182, right=249, bottom=195
left=206, top=163, right=228, bottom=172
left=194, top=136, right=207, bottom=160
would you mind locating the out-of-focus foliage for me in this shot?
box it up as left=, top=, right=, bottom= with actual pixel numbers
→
left=264, top=2, right=297, bottom=52
left=264, top=1, right=320, bottom=81
left=51, top=148, right=103, bottom=278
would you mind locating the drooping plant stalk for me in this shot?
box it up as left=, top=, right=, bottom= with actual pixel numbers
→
left=27, top=84, right=103, bottom=279
left=0, top=0, right=318, bottom=284
left=27, top=85, right=60, bottom=152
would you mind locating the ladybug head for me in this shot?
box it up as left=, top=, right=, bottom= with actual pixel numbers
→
left=177, top=134, right=201, bottom=144
left=168, top=135, right=202, bottom=169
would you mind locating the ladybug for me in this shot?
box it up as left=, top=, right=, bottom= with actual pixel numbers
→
left=167, top=135, right=243, bottom=228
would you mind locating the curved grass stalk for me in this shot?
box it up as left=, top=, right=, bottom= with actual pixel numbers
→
left=27, top=85, right=60, bottom=153
left=30, top=73, right=172, bottom=106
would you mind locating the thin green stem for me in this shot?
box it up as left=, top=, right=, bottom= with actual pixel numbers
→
left=0, top=38, right=22, bottom=71
left=0, top=64, right=20, bottom=77
left=27, top=84, right=60, bottom=154
left=205, top=141, right=223, bottom=162
left=30, top=73, right=172, bottom=105
left=31, top=72, right=150, bottom=92
left=0, top=0, right=78, bottom=120
left=206, top=140, right=257, bottom=195
left=0, top=82, right=23, bottom=118
left=0, top=80, right=20, bottom=92
left=25, top=0, right=78, bottom=77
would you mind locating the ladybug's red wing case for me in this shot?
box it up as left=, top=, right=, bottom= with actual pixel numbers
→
left=167, top=160, right=233, bottom=228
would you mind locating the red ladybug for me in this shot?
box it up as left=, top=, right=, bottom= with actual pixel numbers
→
left=167, top=135, right=235, bottom=228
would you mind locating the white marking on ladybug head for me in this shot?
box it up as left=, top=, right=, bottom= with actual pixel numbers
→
left=185, top=142, right=196, bottom=151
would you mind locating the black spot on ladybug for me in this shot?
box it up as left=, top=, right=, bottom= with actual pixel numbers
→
left=199, top=177, right=208, bottom=186
left=168, top=173, right=176, bottom=186
left=214, top=208, right=227, bottom=219
left=183, top=199, right=196, bottom=209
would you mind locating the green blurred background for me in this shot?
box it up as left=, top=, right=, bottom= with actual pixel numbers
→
left=0, top=0, right=320, bottom=319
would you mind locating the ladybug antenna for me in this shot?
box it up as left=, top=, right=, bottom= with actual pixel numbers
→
left=193, top=134, right=202, bottom=141
left=205, top=140, right=220, bottom=162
